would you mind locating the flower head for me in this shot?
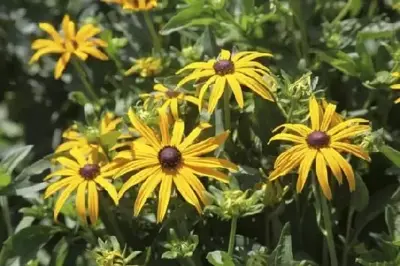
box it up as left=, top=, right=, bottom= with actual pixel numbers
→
left=102, top=0, right=157, bottom=11
left=125, top=57, right=162, bottom=77
left=176, top=49, right=274, bottom=114
left=55, top=112, right=122, bottom=155
left=44, top=148, right=119, bottom=223
left=114, top=109, right=238, bottom=222
left=30, top=15, right=108, bottom=79
left=390, top=72, right=400, bottom=104
left=268, top=96, right=371, bottom=199
left=140, top=83, right=199, bottom=119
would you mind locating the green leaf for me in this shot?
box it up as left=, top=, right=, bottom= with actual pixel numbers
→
left=201, top=26, right=219, bottom=57
left=267, top=223, right=294, bottom=265
left=350, top=174, right=370, bottom=212
left=379, top=145, right=400, bottom=167
left=68, top=91, right=89, bottom=106
left=355, top=38, right=375, bottom=80
left=314, top=50, right=359, bottom=77
left=49, top=238, right=69, bottom=266
left=206, top=250, right=235, bottom=266
left=161, top=251, right=179, bottom=259
left=1, top=145, right=33, bottom=174
left=0, top=225, right=59, bottom=265
left=349, top=0, right=362, bottom=16
left=0, top=166, right=11, bottom=187
left=160, top=3, right=214, bottom=35
left=100, top=131, right=121, bottom=148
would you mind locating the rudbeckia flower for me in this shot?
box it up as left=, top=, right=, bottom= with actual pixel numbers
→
left=268, top=96, right=371, bottom=199
left=29, top=15, right=108, bottom=79
left=102, top=0, right=157, bottom=11
left=44, top=148, right=119, bottom=223
left=390, top=72, right=400, bottom=104
left=55, top=112, right=122, bottom=154
left=125, top=57, right=162, bottom=77
left=140, top=83, right=199, bottom=119
left=115, top=109, right=238, bottom=222
left=176, top=49, right=274, bottom=114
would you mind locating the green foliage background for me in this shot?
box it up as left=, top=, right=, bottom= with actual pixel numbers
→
left=1, top=0, right=400, bottom=265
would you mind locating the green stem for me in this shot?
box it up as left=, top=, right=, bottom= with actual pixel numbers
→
left=71, top=59, right=100, bottom=105
left=223, top=89, right=231, bottom=131
left=332, top=0, right=354, bottom=24
left=99, top=195, right=126, bottom=246
left=312, top=174, right=338, bottom=266
left=0, top=196, right=12, bottom=236
left=341, top=207, right=355, bottom=266
left=143, top=11, right=161, bottom=54
left=227, top=216, right=238, bottom=256
left=183, top=257, right=197, bottom=266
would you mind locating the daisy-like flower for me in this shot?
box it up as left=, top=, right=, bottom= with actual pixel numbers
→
left=102, top=0, right=157, bottom=11
left=176, top=49, right=274, bottom=114
left=114, top=109, right=238, bottom=222
left=55, top=112, right=122, bottom=154
left=268, top=96, right=371, bottom=199
left=125, top=57, right=162, bottom=77
left=29, top=15, right=108, bottom=79
left=44, top=148, right=119, bottom=223
left=140, top=83, right=199, bottom=119
left=390, top=72, right=400, bottom=104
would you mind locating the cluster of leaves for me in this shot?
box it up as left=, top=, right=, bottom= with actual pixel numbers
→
left=1, top=0, right=400, bottom=266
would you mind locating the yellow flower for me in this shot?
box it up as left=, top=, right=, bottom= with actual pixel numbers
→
left=268, top=96, right=371, bottom=199
left=176, top=49, right=275, bottom=114
left=320, top=98, right=343, bottom=127
left=102, top=0, right=157, bottom=11
left=30, top=15, right=108, bottom=79
left=390, top=72, right=400, bottom=104
left=124, top=57, right=162, bottom=77
left=140, top=83, right=200, bottom=119
left=55, top=112, right=122, bottom=154
left=44, top=148, right=119, bottom=223
left=115, top=109, right=238, bottom=222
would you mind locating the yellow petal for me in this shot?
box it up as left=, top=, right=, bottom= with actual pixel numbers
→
left=45, top=175, right=80, bottom=198
left=118, top=166, right=161, bottom=198
left=272, top=124, right=312, bottom=137
left=78, top=46, right=108, bottom=60
left=53, top=180, right=80, bottom=221
left=184, top=157, right=238, bottom=171
left=171, top=119, right=185, bottom=146
left=38, top=23, right=63, bottom=43
left=170, top=98, right=179, bottom=119
left=95, top=177, right=118, bottom=205
left=269, top=148, right=307, bottom=180
left=207, top=76, right=226, bottom=114
left=69, top=147, right=86, bottom=167
left=226, top=75, right=243, bottom=108
left=88, top=181, right=99, bottom=224
left=157, top=173, right=172, bottom=223
left=296, top=149, right=317, bottom=193
left=183, top=131, right=229, bottom=157
left=128, top=108, right=161, bottom=150
left=154, top=83, right=169, bottom=92
left=274, top=144, right=308, bottom=168
left=134, top=172, right=163, bottom=217
left=268, top=133, right=306, bottom=144
left=329, top=148, right=355, bottom=191
left=331, top=125, right=370, bottom=142
left=309, top=96, right=320, bottom=131
left=327, top=118, right=369, bottom=136
left=75, top=181, right=87, bottom=223
left=32, top=39, right=58, bottom=49
left=320, top=148, right=343, bottom=184
left=54, top=52, right=71, bottom=79
left=233, top=51, right=273, bottom=62
left=76, top=24, right=101, bottom=43
left=176, top=70, right=215, bottom=88
left=219, top=49, right=231, bottom=60
left=188, top=166, right=230, bottom=183
left=174, top=173, right=201, bottom=213
left=320, top=103, right=337, bottom=131
left=183, top=95, right=200, bottom=106
left=179, top=167, right=208, bottom=205
left=55, top=157, right=80, bottom=171
left=330, top=142, right=370, bottom=161
left=235, top=73, right=274, bottom=101
left=29, top=46, right=65, bottom=64
left=116, top=158, right=158, bottom=178
left=390, top=84, right=400, bottom=89
left=44, top=169, right=76, bottom=181
left=315, top=152, right=332, bottom=199
left=176, top=61, right=214, bottom=74
left=158, top=109, right=170, bottom=145
left=179, top=123, right=212, bottom=151
left=198, top=76, right=218, bottom=112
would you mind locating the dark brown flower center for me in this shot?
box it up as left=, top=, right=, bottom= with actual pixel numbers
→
left=79, top=164, right=100, bottom=180
left=213, top=60, right=235, bottom=75
left=158, top=146, right=182, bottom=170
left=307, top=131, right=330, bottom=148
left=166, top=90, right=180, bottom=98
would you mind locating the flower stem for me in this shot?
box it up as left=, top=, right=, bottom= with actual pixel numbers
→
left=223, top=89, right=231, bottom=131
left=99, top=194, right=126, bottom=246
left=143, top=11, right=161, bottom=54
left=71, top=59, right=100, bottom=105
left=341, top=207, right=355, bottom=266
left=332, top=0, right=354, bottom=24
left=312, top=173, right=338, bottom=266
left=227, top=216, right=238, bottom=256
left=0, top=196, right=12, bottom=236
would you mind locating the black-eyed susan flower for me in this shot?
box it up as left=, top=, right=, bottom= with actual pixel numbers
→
left=44, top=148, right=119, bottom=223
left=176, top=49, right=274, bottom=114
left=140, top=83, right=199, bottom=119
left=55, top=112, right=122, bottom=154
left=102, top=0, right=157, bottom=11
left=29, top=14, right=108, bottom=79
left=115, top=109, right=238, bottom=222
left=124, top=57, right=162, bottom=77
left=390, top=72, right=400, bottom=104
left=268, top=96, right=371, bottom=199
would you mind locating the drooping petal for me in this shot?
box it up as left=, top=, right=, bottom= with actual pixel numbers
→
left=330, top=142, right=370, bottom=161
left=226, top=75, right=243, bottom=108
left=187, top=166, right=230, bottom=183
left=315, top=152, right=332, bottom=199
left=53, top=180, right=80, bottom=221
left=78, top=46, right=108, bottom=60
left=296, top=149, right=317, bottom=193
left=198, top=76, right=218, bottom=112
left=134, top=171, right=163, bottom=217
left=75, top=181, right=87, bottom=223
left=207, top=76, right=227, bottom=114
left=179, top=167, right=209, bottom=205
left=88, top=181, right=99, bottom=224
left=157, top=172, right=172, bottom=223
left=183, top=95, right=200, bottom=106
left=95, top=177, right=118, bottom=205
left=328, top=148, right=355, bottom=191
left=174, top=172, right=202, bottom=213
left=274, top=144, right=308, bottom=168
left=269, top=148, right=307, bottom=180
left=235, top=73, right=274, bottom=101
left=320, top=148, right=343, bottom=184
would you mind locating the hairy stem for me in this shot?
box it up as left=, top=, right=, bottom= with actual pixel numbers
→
left=227, top=216, right=238, bottom=256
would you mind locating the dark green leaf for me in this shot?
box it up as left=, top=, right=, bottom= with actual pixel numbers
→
left=49, top=238, right=69, bottom=266
left=206, top=250, right=235, bottom=266
left=379, top=145, right=400, bottom=167
left=314, top=50, right=359, bottom=77
left=68, top=91, right=89, bottom=106
left=0, top=166, right=11, bottom=187
left=267, top=223, right=294, bottom=265
left=350, top=174, right=370, bottom=212
left=201, top=26, right=219, bottom=57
